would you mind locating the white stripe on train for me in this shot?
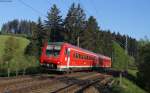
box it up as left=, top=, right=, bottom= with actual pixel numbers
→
left=58, top=65, right=111, bottom=68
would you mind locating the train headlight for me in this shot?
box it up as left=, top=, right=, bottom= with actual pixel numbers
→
left=40, top=63, right=43, bottom=66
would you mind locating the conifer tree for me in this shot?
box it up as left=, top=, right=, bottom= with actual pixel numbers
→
left=37, top=17, right=48, bottom=56
left=64, top=3, right=86, bottom=45
left=45, top=4, right=63, bottom=42
left=80, top=16, right=99, bottom=51
left=24, top=22, right=38, bottom=56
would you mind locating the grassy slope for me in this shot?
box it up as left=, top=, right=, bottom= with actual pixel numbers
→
left=0, top=35, right=30, bottom=57
left=112, top=77, right=147, bottom=93
left=0, top=35, right=38, bottom=75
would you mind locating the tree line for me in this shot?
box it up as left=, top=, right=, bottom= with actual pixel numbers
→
left=1, top=20, right=35, bottom=36
left=1, top=3, right=138, bottom=59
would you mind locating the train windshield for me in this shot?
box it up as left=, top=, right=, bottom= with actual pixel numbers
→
left=46, top=45, right=61, bottom=57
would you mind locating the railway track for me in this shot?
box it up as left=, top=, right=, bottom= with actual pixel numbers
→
left=0, top=74, right=52, bottom=93
left=29, top=72, right=100, bottom=93
left=50, top=73, right=111, bottom=93
left=0, top=72, right=100, bottom=93
left=80, top=77, right=113, bottom=93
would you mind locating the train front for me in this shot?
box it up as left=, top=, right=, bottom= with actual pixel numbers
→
left=40, top=42, right=62, bottom=71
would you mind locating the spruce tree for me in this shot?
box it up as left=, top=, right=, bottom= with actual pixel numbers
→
left=24, top=22, right=38, bottom=56
left=80, top=16, right=99, bottom=51
left=37, top=17, right=48, bottom=56
left=64, top=3, right=86, bottom=45
left=45, top=4, right=63, bottom=42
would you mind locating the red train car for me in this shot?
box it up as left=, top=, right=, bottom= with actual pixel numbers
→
left=40, top=42, right=111, bottom=72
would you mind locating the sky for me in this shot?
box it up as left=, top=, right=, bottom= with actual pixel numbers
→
left=0, top=0, right=150, bottom=40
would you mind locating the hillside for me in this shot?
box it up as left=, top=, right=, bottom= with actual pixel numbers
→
left=0, top=35, right=30, bottom=57
left=112, top=77, right=147, bottom=93
left=0, top=35, right=38, bottom=76
left=111, top=42, right=147, bottom=93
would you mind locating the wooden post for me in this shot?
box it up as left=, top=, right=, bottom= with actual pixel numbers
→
left=16, top=68, right=18, bottom=77
left=23, top=68, right=26, bottom=76
left=7, top=61, right=10, bottom=77
left=119, top=71, right=122, bottom=86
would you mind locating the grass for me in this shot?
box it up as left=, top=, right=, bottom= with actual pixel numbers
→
left=128, top=69, right=138, bottom=77
left=111, top=77, right=147, bottom=93
left=111, top=68, right=147, bottom=93
left=0, top=35, right=40, bottom=76
left=0, top=35, right=29, bottom=56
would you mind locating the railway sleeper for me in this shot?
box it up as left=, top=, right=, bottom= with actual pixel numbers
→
left=75, top=77, right=112, bottom=93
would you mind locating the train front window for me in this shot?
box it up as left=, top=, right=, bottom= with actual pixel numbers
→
left=46, top=45, right=61, bottom=57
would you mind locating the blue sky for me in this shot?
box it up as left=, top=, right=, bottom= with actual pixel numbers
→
left=0, top=0, right=150, bottom=40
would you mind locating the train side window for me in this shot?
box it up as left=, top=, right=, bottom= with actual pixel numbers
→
left=76, top=53, right=78, bottom=59
left=76, top=53, right=78, bottom=58
left=80, top=54, right=82, bottom=59
left=75, top=53, right=77, bottom=58
left=84, top=55, right=86, bottom=59
left=64, top=48, right=67, bottom=55
left=79, top=54, right=81, bottom=59
left=81, top=55, right=83, bottom=59
left=78, top=54, right=80, bottom=59
left=73, top=53, right=75, bottom=58
left=82, top=55, right=84, bottom=59
left=77, top=54, right=79, bottom=59
left=86, top=56, right=88, bottom=59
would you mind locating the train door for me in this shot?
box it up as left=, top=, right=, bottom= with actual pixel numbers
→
left=93, top=57, right=99, bottom=71
left=95, top=58, right=99, bottom=67
left=66, top=48, right=71, bottom=69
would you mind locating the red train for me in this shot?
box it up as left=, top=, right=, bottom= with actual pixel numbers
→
left=40, top=42, right=111, bottom=72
